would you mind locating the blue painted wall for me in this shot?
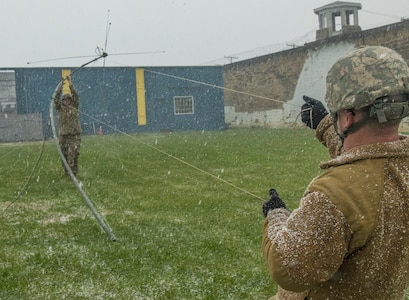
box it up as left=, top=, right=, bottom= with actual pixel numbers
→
left=4, top=66, right=225, bottom=138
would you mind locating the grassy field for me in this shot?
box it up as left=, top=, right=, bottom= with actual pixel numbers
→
left=1, top=127, right=331, bottom=299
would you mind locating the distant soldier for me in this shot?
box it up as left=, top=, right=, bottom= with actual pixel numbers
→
left=54, top=75, right=82, bottom=176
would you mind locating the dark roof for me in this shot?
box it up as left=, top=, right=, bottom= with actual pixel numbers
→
left=314, top=1, right=362, bottom=14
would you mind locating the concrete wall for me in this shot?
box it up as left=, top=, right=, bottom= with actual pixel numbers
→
left=0, top=113, right=43, bottom=142
left=223, top=19, right=409, bottom=128
left=284, top=42, right=355, bottom=123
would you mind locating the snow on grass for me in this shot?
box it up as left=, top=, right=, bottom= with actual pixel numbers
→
left=0, top=128, right=358, bottom=299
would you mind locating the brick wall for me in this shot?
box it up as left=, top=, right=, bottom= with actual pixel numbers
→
left=223, top=19, right=409, bottom=127
left=224, top=47, right=308, bottom=113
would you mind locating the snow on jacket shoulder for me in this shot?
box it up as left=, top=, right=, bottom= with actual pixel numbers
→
left=263, top=123, right=409, bottom=299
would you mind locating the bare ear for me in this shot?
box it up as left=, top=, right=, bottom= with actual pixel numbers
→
left=337, top=110, right=355, bottom=133
left=347, top=109, right=356, bottom=116
left=344, top=110, right=357, bottom=128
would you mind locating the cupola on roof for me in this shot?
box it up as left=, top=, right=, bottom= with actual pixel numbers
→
left=314, top=1, right=362, bottom=40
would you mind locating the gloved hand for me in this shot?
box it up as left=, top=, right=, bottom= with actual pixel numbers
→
left=262, top=188, right=287, bottom=217
left=301, top=95, right=328, bottom=129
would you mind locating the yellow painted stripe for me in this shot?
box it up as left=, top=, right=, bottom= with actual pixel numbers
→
left=61, top=69, right=72, bottom=95
left=136, top=68, right=147, bottom=125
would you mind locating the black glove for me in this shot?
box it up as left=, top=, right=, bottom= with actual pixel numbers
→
left=301, top=95, right=328, bottom=129
left=262, top=188, right=287, bottom=217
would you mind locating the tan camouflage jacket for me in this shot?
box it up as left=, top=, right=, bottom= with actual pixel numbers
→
left=55, top=82, right=82, bottom=135
left=263, top=115, right=409, bottom=299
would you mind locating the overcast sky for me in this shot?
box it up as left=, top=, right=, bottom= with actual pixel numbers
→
left=1, top=0, right=408, bottom=68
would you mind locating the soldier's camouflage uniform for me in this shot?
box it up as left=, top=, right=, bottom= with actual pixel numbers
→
left=263, top=46, right=409, bottom=299
left=55, top=81, right=82, bottom=176
left=263, top=116, right=409, bottom=299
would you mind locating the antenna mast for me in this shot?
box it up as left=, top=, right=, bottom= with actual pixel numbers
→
left=103, top=9, right=111, bottom=67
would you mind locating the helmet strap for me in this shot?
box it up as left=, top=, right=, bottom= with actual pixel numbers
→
left=369, top=98, right=409, bottom=123
left=333, top=95, right=409, bottom=140
left=332, top=112, right=371, bottom=141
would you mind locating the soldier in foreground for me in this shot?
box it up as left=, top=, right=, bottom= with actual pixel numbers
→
left=54, top=75, right=82, bottom=176
left=262, top=46, right=409, bottom=299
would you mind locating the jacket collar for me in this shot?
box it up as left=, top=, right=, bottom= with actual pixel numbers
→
left=320, top=136, right=409, bottom=169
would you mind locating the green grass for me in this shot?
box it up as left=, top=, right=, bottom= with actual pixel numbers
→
left=0, top=128, right=329, bottom=299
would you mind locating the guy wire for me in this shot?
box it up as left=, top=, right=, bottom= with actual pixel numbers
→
left=102, top=60, right=302, bottom=108
left=76, top=108, right=266, bottom=202
left=144, top=68, right=302, bottom=108
left=2, top=138, right=47, bottom=214
left=69, top=60, right=307, bottom=203
left=9, top=55, right=303, bottom=215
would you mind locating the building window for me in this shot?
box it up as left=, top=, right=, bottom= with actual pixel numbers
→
left=174, top=96, right=194, bottom=115
left=319, top=13, right=327, bottom=29
left=332, top=12, right=342, bottom=32
left=346, top=10, right=355, bottom=25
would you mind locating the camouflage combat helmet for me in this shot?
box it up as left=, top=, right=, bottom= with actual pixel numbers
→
left=325, top=46, right=409, bottom=119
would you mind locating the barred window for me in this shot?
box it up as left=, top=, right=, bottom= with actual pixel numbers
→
left=174, top=96, right=194, bottom=115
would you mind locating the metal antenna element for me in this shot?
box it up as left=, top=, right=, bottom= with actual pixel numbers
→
left=103, top=9, right=111, bottom=67
left=27, top=55, right=98, bottom=65
left=70, top=50, right=108, bottom=77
